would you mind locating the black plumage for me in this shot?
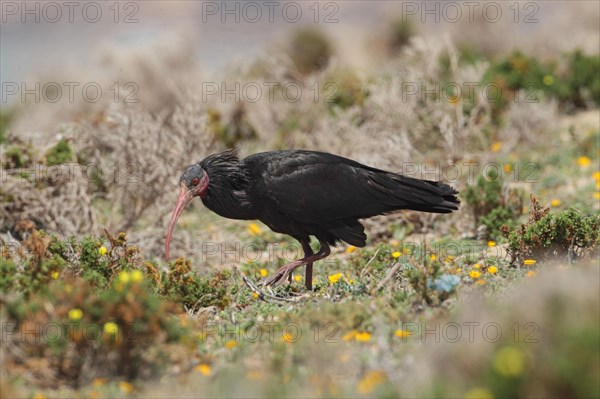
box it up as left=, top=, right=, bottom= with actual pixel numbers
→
left=167, top=149, right=460, bottom=290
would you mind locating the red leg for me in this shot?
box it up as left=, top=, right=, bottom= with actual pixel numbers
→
left=263, top=239, right=330, bottom=288
left=301, top=240, right=314, bottom=290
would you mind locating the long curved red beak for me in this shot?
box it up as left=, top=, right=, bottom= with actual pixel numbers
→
left=165, top=183, right=194, bottom=261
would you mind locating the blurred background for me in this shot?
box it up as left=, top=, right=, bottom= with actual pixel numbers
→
left=1, top=1, right=599, bottom=398
left=2, top=0, right=598, bottom=250
left=3, top=1, right=599, bottom=84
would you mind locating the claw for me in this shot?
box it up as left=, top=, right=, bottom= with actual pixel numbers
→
left=263, top=275, right=282, bottom=288
left=262, top=268, right=291, bottom=288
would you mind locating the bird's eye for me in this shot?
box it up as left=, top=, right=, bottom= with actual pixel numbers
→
left=192, top=178, right=199, bottom=186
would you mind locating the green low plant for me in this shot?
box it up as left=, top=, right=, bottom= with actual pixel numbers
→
left=45, top=139, right=74, bottom=166
left=287, top=28, right=333, bottom=74
left=2, top=274, right=186, bottom=385
left=483, top=51, right=554, bottom=114
left=560, top=50, right=600, bottom=108
left=483, top=50, right=600, bottom=116
left=3, top=142, right=34, bottom=169
left=502, top=195, right=600, bottom=264
left=387, top=18, right=414, bottom=53
left=159, top=258, right=232, bottom=310
left=0, top=107, right=18, bottom=144
left=326, top=71, right=369, bottom=111
left=464, top=168, right=523, bottom=241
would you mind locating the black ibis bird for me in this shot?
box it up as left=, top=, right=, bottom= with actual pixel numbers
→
left=166, top=150, right=459, bottom=290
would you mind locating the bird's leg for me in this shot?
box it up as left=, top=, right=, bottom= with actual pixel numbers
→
left=263, top=240, right=330, bottom=289
left=300, top=240, right=314, bottom=291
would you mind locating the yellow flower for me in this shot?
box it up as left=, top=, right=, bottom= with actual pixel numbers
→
left=550, top=199, right=561, bottom=207
left=346, top=245, right=357, bottom=253
left=252, top=292, right=259, bottom=300
left=118, top=271, right=130, bottom=284
left=491, top=142, right=502, bottom=153
left=259, top=268, right=268, bottom=278
left=523, top=259, right=536, bottom=266
left=577, top=156, right=591, bottom=168
left=429, top=254, right=437, bottom=261
left=357, top=370, right=386, bottom=394
left=456, top=268, right=462, bottom=273
left=282, top=332, right=295, bottom=343
left=465, top=387, right=494, bottom=399
left=32, top=394, right=47, bottom=399
left=328, top=272, right=343, bottom=285
left=473, top=263, right=481, bottom=269
left=476, top=279, right=486, bottom=285
left=343, top=330, right=372, bottom=342
left=224, top=340, right=238, bottom=349
left=391, top=251, right=401, bottom=259
left=594, top=192, right=600, bottom=200
left=195, top=363, right=212, bottom=376
left=593, top=171, right=600, bottom=181
left=294, top=275, right=302, bottom=282
left=543, top=74, right=554, bottom=86
left=493, top=347, right=526, bottom=377
left=342, top=330, right=357, bottom=341
left=488, top=266, right=498, bottom=274
left=98, top=246, right=107, bottom=256
left=445, top=255, right=455, bottom=263
left=526, top=271, right=537, bottom=278
left=487, top=241, right=496, bottom=248
left=119, top=381, right=134, bottom=393
left=51, top=271, right=60, bottom=279
left=355, top=331, right=372, bottom=342
left=394, top=329, right=412, bottom=338
left=68, top=308, right=83, bottom=321
left=390, top=239, right=399, bottom=247
left=470, top=270, right=481, bottom=279
left=503, top=163, right=513, bottom=173
left=103, top=322, right=119, bottom=335
left=130, top=269, right=144, bottom=283
left=247, top=223, right=262, bottom=236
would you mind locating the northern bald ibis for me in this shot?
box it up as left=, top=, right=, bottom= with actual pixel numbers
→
left=166, top=150, right=459, bottom=290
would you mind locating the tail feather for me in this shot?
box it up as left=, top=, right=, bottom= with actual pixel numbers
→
left=369, top=172, right=460, bottom=214
left=396, top=175, right=460, bottom=213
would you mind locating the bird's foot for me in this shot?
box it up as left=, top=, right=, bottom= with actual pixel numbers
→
left=262, top=253, right=325, bottom=290
left=261, top=268, right=291, bottom=288
left=261, top=260, right=305, bottom=288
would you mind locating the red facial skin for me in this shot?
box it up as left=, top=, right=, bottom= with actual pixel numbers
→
left=165, top=174, right=209, bottom=260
